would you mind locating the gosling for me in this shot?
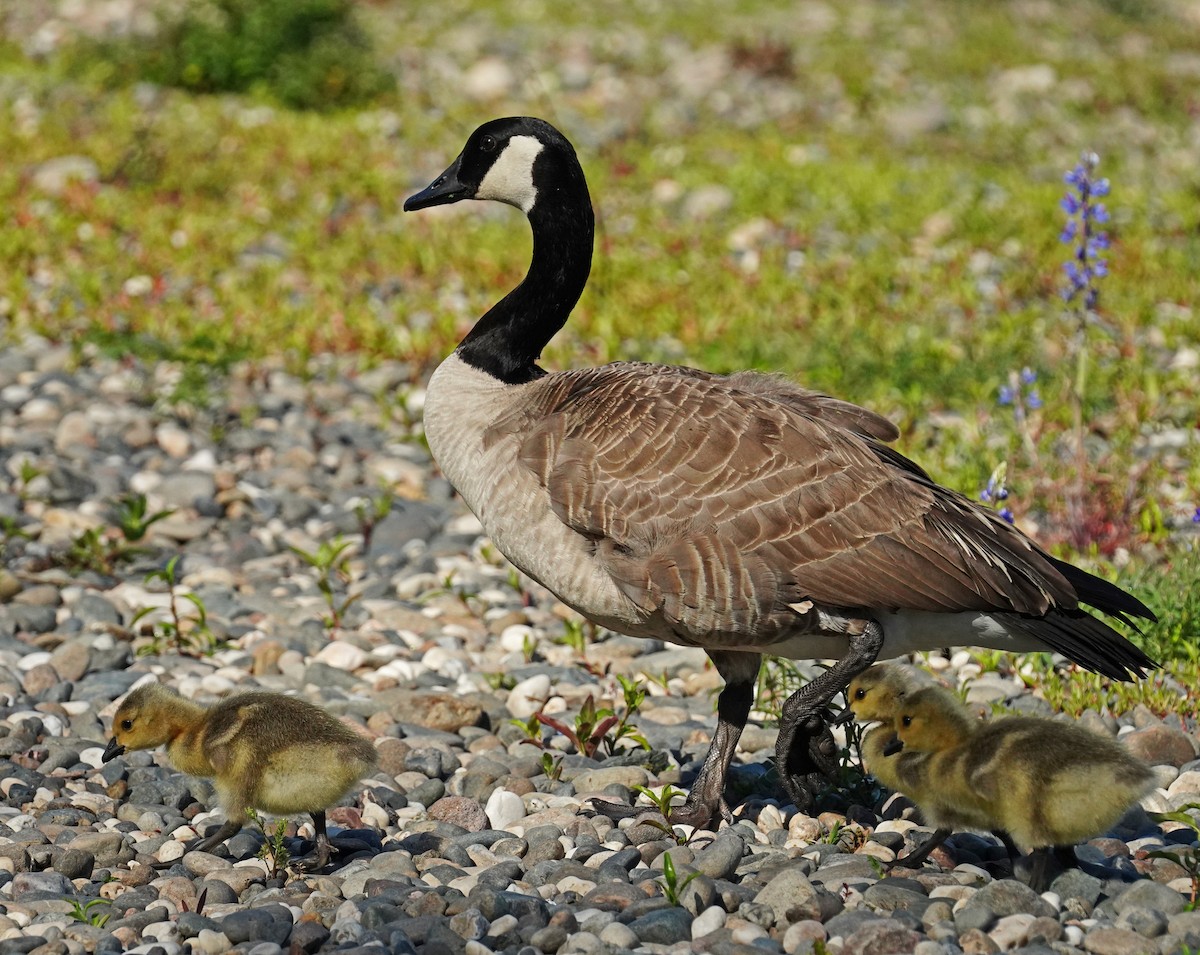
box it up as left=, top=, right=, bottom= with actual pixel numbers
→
left=104, top=681, right=378, bottom=870
left=891, top=684, right=1156, bottom=888
left=841, top=664, right=1015, bottom=868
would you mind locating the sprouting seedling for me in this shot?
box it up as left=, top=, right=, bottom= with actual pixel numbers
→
left=67, top=898, right=111, bottom=927
left=353, top=490, right=393, bottom=552
left=632, top=782, right=687, bottom=819
left=1148, top=802, right=1200, bottom=910
left=133, top=554, right=218, bottom=656
left=289, top=536, right=361, bottom=630
left=247, top=807, right=291, bottom=878
left=540, top=751, right=564, bottom=782
left=656, top=850, right=701, bottom=906
left=534, top=694, right=620, bottom=759
left=111, top=492, right=176, bottom=542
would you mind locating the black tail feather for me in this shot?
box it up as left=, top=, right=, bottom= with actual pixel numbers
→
left=998, top=609, right=1157, bottom=681
left=1049, top=555, right=1157, bottom=627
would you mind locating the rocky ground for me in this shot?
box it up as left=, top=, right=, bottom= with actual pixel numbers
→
left=0, top=337, right=1198, bottom=955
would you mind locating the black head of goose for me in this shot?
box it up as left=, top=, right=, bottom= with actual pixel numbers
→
left=405, top=116, right=1157, bottom=827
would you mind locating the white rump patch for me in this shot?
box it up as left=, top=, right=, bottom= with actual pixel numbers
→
left=476, top=135, right=544, bottom=213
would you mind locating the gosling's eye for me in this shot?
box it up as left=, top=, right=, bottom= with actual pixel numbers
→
left=480, top=134, right=497, bottom=153
left=121, top=719, right=133, bottom=731
left=901, top=716, right=912, bottom=727
left=854, top=688, right=865, bottom=700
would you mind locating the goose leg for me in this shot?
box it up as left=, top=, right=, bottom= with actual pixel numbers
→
left=294, top=810, right=332, bottom=872
left=775, top=620, right=884, bottom=811
left=666, top=650, right=762, bottom=830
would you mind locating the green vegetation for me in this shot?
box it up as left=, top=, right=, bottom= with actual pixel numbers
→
left=133, top=554, right=221, bottom=656
left=66, top=898, right=112, bottom=927
left=289, top=535, right=361, bottom=630
left=63, top=0, right=393, bottom=110
left=247, top=807, right=292, bottom=878
left=656, top=849, right=701, bottom=906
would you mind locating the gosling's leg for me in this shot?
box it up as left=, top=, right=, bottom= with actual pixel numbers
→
left=888, top=827, right=952, bottom=871
left=589, top=649, right=761, bottom=830
left=293, top=810, right=332, bottom=872
left=188, top=818, right=243, bottom=856
left=776, top=621, right=883, bottom=811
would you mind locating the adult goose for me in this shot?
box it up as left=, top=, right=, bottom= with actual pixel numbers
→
left=403, top=117, right=1156, bottom=827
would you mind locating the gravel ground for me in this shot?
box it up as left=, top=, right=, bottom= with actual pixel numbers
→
left=0, top=336, right=1199, bottom=955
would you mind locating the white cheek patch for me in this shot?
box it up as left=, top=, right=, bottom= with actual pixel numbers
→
left=476, top=135, right=544, bottom=213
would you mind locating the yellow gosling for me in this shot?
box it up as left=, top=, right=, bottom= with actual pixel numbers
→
left=844, top=664, right=1007, bottom=868
left=894, top=685, right=1156, bottom=888
left=104, top=681, right=378, bottom=870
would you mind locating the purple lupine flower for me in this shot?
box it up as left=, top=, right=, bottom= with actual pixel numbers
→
left=1060, top=152, right=1110, bottom=311
left=998, top=507, right=1014, bottom=524
left=998, top=385, right=1015, bottom=406
left=1193, top=506, right=1200, bottom=524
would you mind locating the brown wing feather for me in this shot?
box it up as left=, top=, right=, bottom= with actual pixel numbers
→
left=493, top=363, right=1077, bottom=640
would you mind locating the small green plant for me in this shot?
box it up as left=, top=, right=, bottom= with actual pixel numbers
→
left=353, top=490, right=393, bottom=552
left=484, top=671, right=517, bottom=692
left=247, top=807, right=291, bottom=878
left=111, top=493, right=175, bottom=542
left=67, top=898, right=111, bottom=927
left=132, top=555, right=219, bottom=656
left=540, top=751, right=564, bottom=782
left=532, top=678, right=651, bottom=760
left=1148, top=803, right=1200, bottom=910
left=632, top=782, right=687, bottom=819
left=556, top=618, right=594, bottom=658
left=656, top=850, right=701, bottom=906
left=14, top=460, right=45, bottom=499
left=290, top=536, right=361, bottom=630
left=535, top=694, right=619, bottom=760
left=64, top=526, right=131, bottom=575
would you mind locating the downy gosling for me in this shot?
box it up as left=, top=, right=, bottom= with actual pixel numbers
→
left=104, top=681, right=378, bottom=870
left=841, top=664, right=1017, bottom=868
left=890, top=684, right=1155, bottom=887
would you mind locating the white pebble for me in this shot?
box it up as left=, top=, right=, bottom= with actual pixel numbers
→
left=506, top=673, right=551, bottom=718
left=194, top=929, right=233, bottom=955
left=1063, top=925, right=1084, bottom=946
left=314, top=641, right=367, bottom=671
left=485, top=788, right=527, bottom=830
left=692, top=905, right=726, bottom=939
left=499, top=624, right=537, bottom=653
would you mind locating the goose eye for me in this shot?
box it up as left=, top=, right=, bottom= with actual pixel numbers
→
left=901, top=715, right=912, bottom=727
left=480, top=135, right=497, bottom=153
left=854, top=688, right=865, bottom=700
left=121, top=719, right=133, bottom=731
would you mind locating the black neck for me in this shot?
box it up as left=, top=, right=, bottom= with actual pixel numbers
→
left=457, top=176, right=594, bottom=385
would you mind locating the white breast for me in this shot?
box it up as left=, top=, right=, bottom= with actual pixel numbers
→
left=423, top=353, right=645, bottom=632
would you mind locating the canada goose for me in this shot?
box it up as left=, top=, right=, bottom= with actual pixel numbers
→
left=842, top=664, right=1016, bottom=868
left=103, top=682, right=378, bottom=870
left=403, top=116, right=1156, bottom=827
left=891, top=684, right=1155, bottom=888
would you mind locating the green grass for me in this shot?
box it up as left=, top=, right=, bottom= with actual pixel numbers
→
left=2, top=0, right=1198, bottom=652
